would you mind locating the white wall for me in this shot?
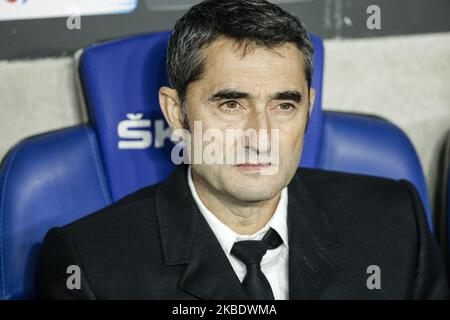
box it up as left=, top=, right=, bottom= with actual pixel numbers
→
left=0, top=57, right=82, bottom=160
left=1, top=32, right=449, bottom=207
left=323, top=32, right=450, bottom=207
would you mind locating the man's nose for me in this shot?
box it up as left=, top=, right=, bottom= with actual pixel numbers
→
left=243, top=109, right=271, bottom=154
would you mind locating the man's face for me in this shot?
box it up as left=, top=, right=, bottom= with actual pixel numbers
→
left=184, top=37, right=315, bottom=203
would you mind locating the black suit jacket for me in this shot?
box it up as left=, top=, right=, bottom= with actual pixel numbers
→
left=36, top=165, right=448, bottom=299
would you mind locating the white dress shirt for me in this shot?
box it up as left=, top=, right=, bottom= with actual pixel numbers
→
left=187, top=166, right=289, bottom=300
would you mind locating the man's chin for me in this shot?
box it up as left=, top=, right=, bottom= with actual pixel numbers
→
left=227, top=187, right=282, bottom=203
left=225, top=175, right=284, bottom=202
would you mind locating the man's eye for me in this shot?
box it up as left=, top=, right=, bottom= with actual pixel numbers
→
left=220, top=100, right=241, bottom=112
left=277, top=103, right=296, bottom=112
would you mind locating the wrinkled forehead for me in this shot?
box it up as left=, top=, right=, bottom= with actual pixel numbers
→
left=196, top=37, right=307, bottom=94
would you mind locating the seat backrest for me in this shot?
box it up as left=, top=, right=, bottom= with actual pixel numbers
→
left=319, top=112, right=432, bottom=227
left=79, top=31, right=174, bottom=201
left=0, top=125, right=111, bottom=299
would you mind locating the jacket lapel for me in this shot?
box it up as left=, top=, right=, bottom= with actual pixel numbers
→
left=287, top=169, right=341, bottom=299
left=178, top=217, right=247, bottom=299
left=155, top=165, right=246, bottom=299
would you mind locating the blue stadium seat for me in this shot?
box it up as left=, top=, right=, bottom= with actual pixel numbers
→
left=0, top=31, right=431, bottom=299
left=0, top=126, right=111, bottom=299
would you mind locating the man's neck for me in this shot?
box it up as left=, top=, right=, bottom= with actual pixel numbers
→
left=191, top=171, right=281, bottom=235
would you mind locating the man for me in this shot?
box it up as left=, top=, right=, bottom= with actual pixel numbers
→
left=36, top=0, right=448, bottom=299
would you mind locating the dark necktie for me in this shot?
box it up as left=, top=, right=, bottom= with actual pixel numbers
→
left=230, top=228, right=283, bottom=300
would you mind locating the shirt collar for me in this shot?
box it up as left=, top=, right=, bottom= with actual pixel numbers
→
left=187, top=166, right=289, bottom=255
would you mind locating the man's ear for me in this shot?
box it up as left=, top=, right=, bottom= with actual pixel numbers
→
left=159, top=86, right=185, bottom=130
left=308, top=87, right=316, bottom=117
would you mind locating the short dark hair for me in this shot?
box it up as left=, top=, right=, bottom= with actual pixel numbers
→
left=167, top=0, right=314, bottom=106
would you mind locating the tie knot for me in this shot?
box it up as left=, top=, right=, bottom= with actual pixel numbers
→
left=262, top=227, right=283, bottom=250
left=231, top=228, right=283, bottom=267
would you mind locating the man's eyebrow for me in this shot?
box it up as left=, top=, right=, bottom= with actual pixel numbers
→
left=208, top=89, right=251, bottom=102
left=207, top=89, right=303, bottom=103
left=270, top=90, right=302, bottom=103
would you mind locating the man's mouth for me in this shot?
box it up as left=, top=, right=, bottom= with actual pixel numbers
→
left=235, top=162, right=272, bottom=170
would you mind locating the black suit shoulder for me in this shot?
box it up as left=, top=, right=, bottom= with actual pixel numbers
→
left=297, top=168, right=421, bottom=268
left=298, top=168, right=419, bottom=237
left=297, top=168, right=447, bottom=299
left=36, top=183, right=166, bottom=299
left=65, top=182, right=159, bottom=229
